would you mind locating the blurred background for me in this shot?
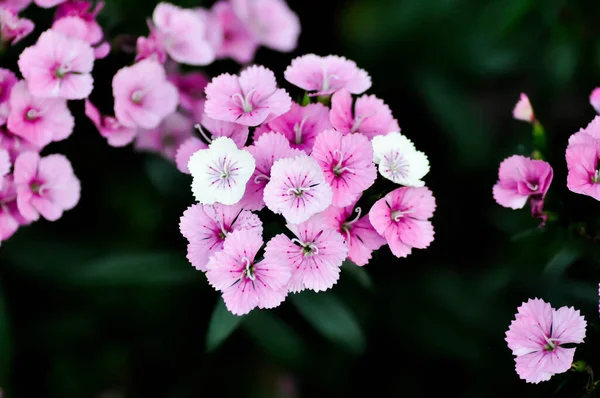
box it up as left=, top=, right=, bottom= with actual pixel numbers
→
left=1, top=0, right=600, bottom=396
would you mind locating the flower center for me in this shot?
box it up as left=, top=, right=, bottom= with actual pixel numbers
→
left=162, top=134, right=175, bottom=148
left=593, top=169, right=600, bottom=184
left=25, top=108, right=39, bottom=121
left=232, top=88, right=256, bottom=113
left=332, top=149, right=354, bottom=177
left=292, top=238, right=319, bottom=257
left=287, top=186, right=311, bottom=197
left=293, top=117, right=308, bottom=145
left=131, top=90, right=144, bottom=104
left=525, top=181, right=538, bottom=191
left=390, top=209, right=413, bottom=222
left=30, top=181, right=45, bottom=195
left=242, top=257, right=255, bottom=281
left=54, top=64, right=70, bottom=79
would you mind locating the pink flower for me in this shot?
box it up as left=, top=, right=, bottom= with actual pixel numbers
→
left=112, top=59, right=179, bottom=129
left=84, top=100, right=137, bottom=147
left=175, top=137, right=207, bottom=174
left=0, top=0, right=31, bottom=12
left=135, top=111, right=193, bottom=161
left=0, top=7, right=33, bottom=45
left=493, top=155, right=554, bottom=212
left=0, top=68, right=17, bottom=125
left=265, top=215, right=347, bottom=293
left=239, top=131, right=301, bottom=211
left=330, top=89, right=400, bottom=140
left=135, top=34, right=167, bottom=64
left=323, top=201, right=386, bottom=266
left=54, top=0, right=104, bottom=45
left=0, top=148, right=8, bottom=181
left=51, top=16, right=109, bottom=59
left=566, top=144, right=600, bottom=201
left=18, top=30, right=94, bottom=99
left=513, top=93, right=535, bottom=123
left=211, top=1, right=258, bottom=63
left=505, top=298, right=586, bottom=383
left=207, top=229, right=291, bottom=315
left=311, top=128, right=376, bottom=207
left=590, top=88, right=600, bottom=114
left=7, top=81, right=74, bottom=148
left=284, top=54, right=371, bottom=96
left=33, top=0, right=66, bottom=7
left=369, top=187, right=436, bottom=258
left=253, top=102, right=331, bottom=154
left=13, top=151, right=80, bottom=222
left=168, top=71, right=208, bottom=120
left=231, top=0, right=299, bottom=53
left=263, top=154, right=333, bottom=224
left=199, top=114, right=249, bottom=148
left=568, top=115, right=600, bottom=147
left=0, top=175, right=28, bottom=244
left=0, top=126, right=37, bottom=162
left=204, top=65, right=291, bottom=127
left=151, top=2, right=215, bottom=65
left=179, top=202, right=262, bottom=271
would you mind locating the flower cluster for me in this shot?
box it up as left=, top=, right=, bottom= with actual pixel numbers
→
left=179, top=54, right=437, bottom=315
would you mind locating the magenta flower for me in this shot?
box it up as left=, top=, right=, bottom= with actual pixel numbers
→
left=135, top=33, right=167, bottom=64
left=0, top=126, right=37, bottom=163
left=135, top=112, right=193, bottom=162
left=175, top=137, right=207, bottom=174
left=151, top=2, right=215, bottom=66
left=505, top=298, right=586, bottom=383
left=204, top=65, right=291, bottom=127
left=84, top=100, right=137, bottom=148
left=0, top=0, right=31, bottom=12
left=211, top=1, right=258, bottom=64
left=199, top=114, right=249, bottom=148
left=33, top=0, right=66, bottom=7
left=51, top=16, right=109, bottom=59
left=263, top=154, right=333, bottom=224
left=0, top=68, right=17, bottom=125
left=323, top=201, right=386, bottom=266
left=238, top=131, right=301, bottom=211
left=369, top=187, right=436, bottom=258
left=0, top=175, right=29, bottom=244
left=54, top=0, right=104, bottom=45
left=7, top=81, right=74, bottom=148
left=590, top=88, right=600, bottom=114
left=265, top=216, right=347, bottom=293
left=207, top=229, right=291, bottom=315
left=0, top=7, right=33, bottom=45
left=330, top=89, right=400, bottom=140
left=284, top=54, right=371, bottom=96
left=112, top=59, right=179, bottom=129
left=253, top=102, right=331, bottom=154
left=566, top=144, right=600, bottom=201
left=513, top=93, right=535, bottom=123
left=179, top=202, right=262, bottom=271
left=311, top=128, right=376, bottom=207
left=168, top=71, right=208, bottom=120
left=13, top=152, right=80, bottom=222
left=493, top=155, right=554, bottom=214
left=231, top=0, right=299, bottom=53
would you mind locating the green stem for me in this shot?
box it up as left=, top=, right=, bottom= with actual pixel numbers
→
left=532, top=121, right=548, bottom=158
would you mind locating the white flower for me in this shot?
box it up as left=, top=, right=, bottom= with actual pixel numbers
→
left=371, top=132, right=429, bottom=187
left=188, top=137, right=255, bottom=205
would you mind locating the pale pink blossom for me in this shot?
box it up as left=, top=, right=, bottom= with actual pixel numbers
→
left=0, top=0, right=31, bottom=12
left=265, top=216, right=347, bottom=293
left=505, top=298, right=586, bottom=383
left=207, top=229, right=291, bottom=315
left=493, top=155, right=554, bottom=215
left=0, top=175, right=29, bottom=244
left=590, top=88, right=600, bottom=114
left=513, top=93, right=535, bottom=123
left=0, top=7, right=33, bottom=45
left=168, top=71, right=208, bottom=120
left=311, top=128, right=376, bottom=207
left=135, top=111, right=193, bottom=161
left=369, top=186, right=435, bottom=258
left=54, top=0, right=104, bottom=45
left=13, top=151, right=80, bottom=222
left=211, top=1, right=258, bottom=63
left=0, top=68, right=17, bottom=125
left=152, top=2, right=215, bottom=65
left=284, top=54, right=371, bottom=96
left=204, top=65, right=291, bottom=127
left=238, top=131, right=301, bottom=211
left=566, top=144, right=600, bottom=201
left=33, top=0, right=66, bottom=7
left=194, top=7, right=223, bottom=56
left=7, top=81, right=74, bottom=148
left=567, top=115, right=600, bottom=147
left=231, top=0, right=299, bottom=53
left=135, top=33, right=167, bottom=64
left=85, top=100, right=137, bottom=147
left=18, top=30, right=94, bottom=99
left=330, top=88, right=400, bottom=140
left=51, top=16, right=109, bottom=59
left=253, top=102, right=331, bottom=154
left=323, top=201, right=386, bottom=266
left=179, top=202, right=262, bottom=271
left=175, top=137, right=206, bottom=174
left=0, top=126, right=37, bottom=162
left=112, top=59, right=179, bottom=129
left=198, top=114, right=249, bottom=148
left=0, top=148, right=8, bottom=183
left=263, top=154, right=333, bottom=224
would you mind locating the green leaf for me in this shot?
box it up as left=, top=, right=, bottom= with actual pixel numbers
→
left=544, top=246, right=582, bottom=277
left=206, top=299, right=246, bottom=352
left=0, top=281, right=11, bottom=388
left=245, top=311, right=306, bottom=365
left=342, top=260, right=374, bottom=291
left=290, top=291, right=365, bottom=354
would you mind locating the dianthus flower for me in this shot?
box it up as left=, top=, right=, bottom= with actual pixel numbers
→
left=371, top=132, right=429, bottom=187
left=0, top=68, right=17, bottom=125
left=0, top=7, right=33, bottom=45
left=513, top=93, right=535, bottom=123
left=135, top=111, right=193, bottom=161
left=210, top=0, right=258, bottom=63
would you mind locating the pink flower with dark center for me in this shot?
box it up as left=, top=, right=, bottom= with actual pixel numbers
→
left=135, top=111, right=193, bottom=161
left=175, top=137, right=206, bottom=174
left=211, top=1, right=258, bottom=64
left=0, top=126, right=37, bottom=163
left=0, top=0, right=31, bottom=12
left=311, top=128, right=376, bottom=207
left=505, top=298, right=586, bottom=383
left=263, top=154, right=333, bottom=224
left=264, top=215, right=347, bottom=293
left=204, top=65, right=291, bottom=127
left=0, top=68, right=17, bottom=125
left=513, top=93, right=535, bottom=123
left=566, top=144, right=600, bottom=201
left=0, top=7, right=33, bottom=45
left=13, top=151, right=80, bottom=222
left=7, top=81, right=74, bottom=148
left=135, top=33, right=167, bottom=64
left=85, top=100, right=137, bottom=147
left=0, top=175, right=29, bottom=244
left=284, top=54, right=371, bottom=96
left=330, top=88, right=400, bottom=140
left=198, top=114, right=249, bottom=148
left=168, top=71, right=209, bottom=120
left=253, top=102, right=331, bottom=154
left=18, top=29, right=94, bottom=99
left=206, top=229, right=291, bottom=315
left=238, top=131, right=301, bottom=211
left=112, top=59, right=179, bottom=129
left=369, top=186, right=436, bottom=258
left=179, top=202, right=262, bottom=271
left=323, top=200, right=386, bottom=266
